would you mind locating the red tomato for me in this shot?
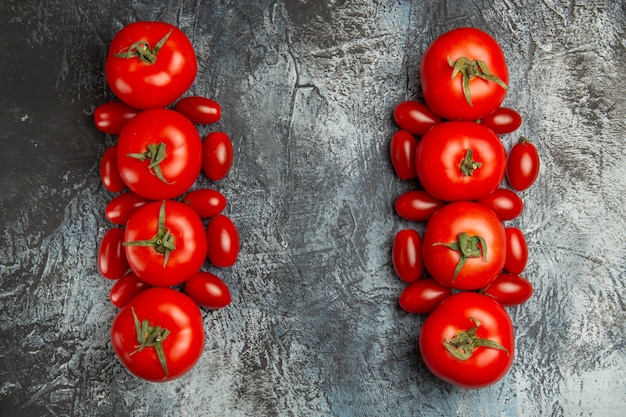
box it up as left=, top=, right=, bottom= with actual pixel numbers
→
left=390, top=130, right=418, bottom=180
left=182, top=188, right=227, bottom=218
left=416, top=121, right=506, bottom=201
left=100, top=146, right=126, bottom=193
left=105, top=22, right=197, bottom=109
left=175, top=96, right=221, bottom=125
left=109, top=271, right=152, bottom=308
left=392, top=229, right=424, bottom=283
left=184, top=271, right=231, bottom=309
left=117, top=109, right=202, bottom=200
left=420, top=27, right=509, bottom=120
left=395, top=190, right=446, bottom=222
left=98, top=228, right=129, bottom=279
left=419, top=292, right=515, bottom=388
left=479, top=107, right=522, bottom=134
left=111, top=287, right=204, bottom=382
left=393, top=101, right=441, bottom=136
left=94, top=101, right=140, bottom=135
left=202, top=132, right=234, bottom=181
left=476, top=188, right=524, bottom=221
left=206, top=215, right=240, bottom=267
left=504, top=227, right=528, bottom=274
left=506, top=137, right=540, bottom=191
left=105, top=191, right=152, bottom=225
left=482, top=273, right=533, bottom=306
left=399, top=278, right=451, bottom=314
left=422, top=202, right=505, bottom=290
left=124, top=200, right=207, bottom=286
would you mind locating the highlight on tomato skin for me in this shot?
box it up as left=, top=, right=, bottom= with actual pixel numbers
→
left=175, top=96, right=221, bottom=125
left=206, top=214, right=240, bottom=268
left=184, top=271, right=231, bottom=309
left=481, top=273, right=533, bottom=306
left=98, top=227, right=130, bottom=280
left=393, top=101, right=441, bottom=136
left=202, top=132, right=234, bottom=181
left=399, top=278, right=451, bottom=314
left=392, top=229, right=424, bottom=283
left=395, top=189, right=446, bottom=222
left=478, top=107, right=522, bottom=135
left=389, top=130, right=418, bottom=180
left=94, top=100, right=140, bottom=135
left=476, top=188, right=524, bottom=221
left=506, top=137, right=540, bottom=192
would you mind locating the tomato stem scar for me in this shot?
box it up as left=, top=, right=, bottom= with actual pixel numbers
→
left=114, top=29, right=173, bottom=65
left=129, top=307, right=171, bottom=379
left=433, top=232, right=487, bottom=281
left=443, top=317, right=508, bottom=360
left=123, top=201, right=176, bottom=267
left=447, top=56, right=508, bottom=107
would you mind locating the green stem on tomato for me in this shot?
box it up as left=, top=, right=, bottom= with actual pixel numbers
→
left=447, top=56, right=508, bottom=107
left=459, top=149, right=482, bottom=176
left=433, top=232, right=487, bottom=281
left=126, top=142, right=174, bottom=185
left=443, top=317, right=508, bottom=360
left=123, top=201, right=176, bottom=267
left=114, top=29, right=173, bottom=65
left=129, top=307, right=170, bottom=379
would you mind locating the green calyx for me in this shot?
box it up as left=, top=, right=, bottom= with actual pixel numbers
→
left=433, top=232, right=487, bottom=281
left=123, top=201, right=176, bottom=267
left=459, top=149, right=482, bottom=176
left=443, top=317, right=508, bottom=360
left=126, top=142, right=173, bottom=185
left=448, top=56, right=509, bottom=107
left=130, top=307, right=171, bottom=379
left=114, top=29, right=173, bottom=65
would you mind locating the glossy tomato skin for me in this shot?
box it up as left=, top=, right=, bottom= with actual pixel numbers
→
left=94, top=101, right=140, bottom=135
left=477, top=188, right=524, bottom=221
left=202, top=132, right=234, bottom=181
left=479, top=107, right=522, bottom=134
left=420, top=27, right=509, bottom=120
left=393, top=101, right=441, bottom=136
left=392, top=229, right=424, bottom=283
left=390, top=130, right=418, bottom=180
left=419, top=292, right=515, bottom=389
left=117, top=109, right=202, bottom=200
left=105, top=191, right=152, bottom=225
left=206, top=215, right=240, bottom=267
left=109, top=271, right=152, bottom=308
left=105, top=22, right=197, bottom=109
left=422, top=202, right=506, bottom=290
left=111, top=287, right=204, bottom=382
left=395, top=190, right=446, bottom=222
left=482, top=273, right=533, bottom=306
left=175, top=96, right=221, bottom=125
left=100, top=146, right=126, bottom=193
left=416, top=121, right=506, bottom=202
left=506, top=138, right=540, bottom=191
left=98, top=228, right=129, bottom=279
left=399, top=278, right=452, bottom=314
left=182, top=188, right=227, bottom=218
left=124, top=200, right=207, bottom=286
left=504, top=227, right=528, bottom=274
left=184, top=271, right=231, bottom=309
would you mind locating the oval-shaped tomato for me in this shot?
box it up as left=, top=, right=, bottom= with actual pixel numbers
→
left=416, top=121, right=506, bottom=201
left=479, top=107, right=522, bottom=134
left=94, top=101, right=140, bottom=135
left=482, top=273, right=533, bottom=306
left=420, top=27, right=509, bottom=121
left=423, top=202, right=506, bottom=290
left=100, top=146, right=126, bottom=193
left=419, top=292, right=515, bottom=389
left=395, top=190, right=446, bottom=222
left=98, top=228, right=129, bottom=279
left=105, top=22, right=197, bottom=109
left=206, top=215, right=240, bottom=267
left=184, top=271, right=231, bottom=309
left=399, top=278, right=452, bottom=314
left=390, top=130, right=418, bottom=180
left=105, top=191, right=152, bottom=225
left=174, top=96, right=221, bottom=125
left=504, top=227, right=528, bottom=274
left=476, top=188, right=524, bottom=221
left=506, top=137, right=540, bottom=191
left=392, top=229, right=424, bottom=283
left=124, top=200, right=207, bottom=286
left=202, top=132, right=234, bottom=181
left=182, top=188, right=227, bottom=218
left=117, top=109, right=202, bottom=200
left=393, top=101, right=441, bottom=136
left=111, top=287, right=204, bottom=382
left=109, top=271, right=152, bottom=308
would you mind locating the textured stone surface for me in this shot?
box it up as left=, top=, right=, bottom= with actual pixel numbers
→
left=1, top=0, right=625, bottom=416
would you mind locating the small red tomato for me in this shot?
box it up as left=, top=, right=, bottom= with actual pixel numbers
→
left=174, top=96, right=221, bottom=125
left=399, top=278, right=452, bottom=314
left=100, top=146, right=126, bottom=193
left=504, top=227, right=528, bottom=274
left=203, top=132, right=233, bottom=181
left=98, top=228, right=130, bottom=279
left=393, top=101, right=441, bottom=136
left=184, top=271, right=231, bottom=309
left=476, top=188, right=524, bottom=221
left=482, top=273, right=533, bottom=306
left=109, top=271, right=152, bottom=308
left=105, top=191, right=152, bottom=225
left=390, top=130, right=418, bottom=180
left=182, top=189, right=227, bottom=218
left=395, top=190, right=446, bottom=222
left=479, top=107, right=522, bottom=134
left=392, top=229, right=424, bottom=283
left=94, top=101, right=140, bottom=135
left=206, top=215, right=240, bottom=267
left=506, top=137, right=540, bottom=191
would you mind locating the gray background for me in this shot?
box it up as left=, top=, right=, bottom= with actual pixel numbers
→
left=1, top=0, right=625, bottom=416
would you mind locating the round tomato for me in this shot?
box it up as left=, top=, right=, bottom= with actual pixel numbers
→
left=105, top=22, right=197, bottom=109
left=98, top=228, right=129, bottom=280
left=506, top=137, right=540, bottom=191
left=109, top=271, right=152, bottom=308
left=482, top=273, right=533, bottom=306
left=390, top=130, right=418, bottom=180
left=393, top=101, right=441, bottom=136
left=392, top=229, right=424, bottom=283
left=422, top=202, right=505, bottom=290
left=202, top=132, right=234, bottom=181
left=123, top=200, right=207, bottom=286
left=399, top=278, right=451, bottom=314
left=117, top=108, right=202, bottom=200
left=504, top=227, right=528, bottom=274
left=94, top=101, right=140, bottom=135
left=100, top=146, right=126, bottom=193
left=419, top=292, right=515, bottom=388
left=479, top=107, right=522, bottom=134
left=206, top=215, right=240, bottom=267
left=182, top=188, right=227, bottom=218
left=175, top=96, right=221, bottom=125
left=416, top=121, right=506, bottom=201
left=105, top=191, right=152, bottom=225
left=476, top=188, right=524, bottom=221
left=420, top=27, right=509, bottom=121
left=111, top=287, right=204, bottom=382
left=395, top=190, right=446, bottom=222
left=184, top=271, right=231, bottom=309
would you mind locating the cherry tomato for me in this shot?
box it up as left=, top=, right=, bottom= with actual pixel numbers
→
left=392, top=229, right=424, bottom=283
left=479, top=107, right=522, bottom=134
left=206, top=215, right=240, bottom=267
left=482, top=273, right=533, bottom=306
left=184, top=271, right=231, bottom=309
left=395, top=190, right=446, bottom=222
left=389, top=130, right=418, bottom=180
left=476, top=188, right=524, bottom=221
left=202, top=132, right=234, bottom=181
left=506, top=137, right=540, bottom=191
left=174, top=96, right=221, bottom=125
left=98, top=228, right=129, bottom=279
left=399, top=278, right=451, bottom=314
left=109, top=271, right=152, bottom=308
left=419, top=292, right=515, bottom=388
left=393, top=101, right=441, bottom=136
left=94, top=101, right=140, bottom=135
left=105, top=22, right=197, bottom=109
left=100, top=146, right=126, bottom=193
left=104, top=191, right=152, bottom=225
left=111, top=287, right=204, bottom=382
left=182, top=188, right=227, bottom=218
left=504, top=227, right=528, bottom=274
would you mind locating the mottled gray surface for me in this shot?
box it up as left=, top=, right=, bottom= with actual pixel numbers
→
left=1, top=0, right=625, bottom=416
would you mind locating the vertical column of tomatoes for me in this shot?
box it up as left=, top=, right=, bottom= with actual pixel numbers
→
left=94, top=21, right=240, bottom=382
left=389, top=28, right=540, bottom=389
